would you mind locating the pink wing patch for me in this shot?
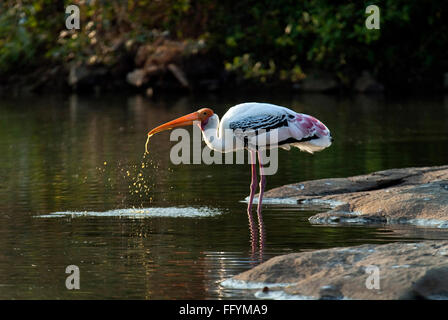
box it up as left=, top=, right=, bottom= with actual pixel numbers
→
left=295, top=114, right=329, bottom=137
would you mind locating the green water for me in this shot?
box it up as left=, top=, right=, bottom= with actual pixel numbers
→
left=0, top=93, right=447, bottom=299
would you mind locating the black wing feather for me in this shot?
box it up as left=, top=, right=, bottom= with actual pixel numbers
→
left=229, top=114, right=288, bottom=131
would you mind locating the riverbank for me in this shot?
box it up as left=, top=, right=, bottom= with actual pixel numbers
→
left=3, top=39, right=445, bottom=97
left=0, top=38, right=387, bottom=97
left=2, top=2, right=447, bottom=97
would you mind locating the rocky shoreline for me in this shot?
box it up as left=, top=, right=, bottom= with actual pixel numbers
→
left=1, top=37, right=389, bottom=97
left=222, top=241, right=448, bottom=300
left=230, top=165, right=448, bottom=299
left=252, top=165, right=448, bottom=228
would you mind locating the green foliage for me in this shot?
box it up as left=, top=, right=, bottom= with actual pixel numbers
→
left=225, top=54, right=276, bottom=83
left=0, top=3, right=36, bottom=72
left=208, top=0, right=447, bottom=85
left=0, top=0, right=447, bottom=88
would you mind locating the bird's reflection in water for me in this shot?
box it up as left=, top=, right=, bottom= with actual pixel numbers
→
left=249, top=226, right=266, bottom=264
left=248, top=208, right=266, bottom=263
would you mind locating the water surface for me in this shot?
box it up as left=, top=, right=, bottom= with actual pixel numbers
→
left=1, top=93, right=447, bottom=299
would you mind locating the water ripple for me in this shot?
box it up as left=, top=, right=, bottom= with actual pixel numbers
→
left=35, top=207, right=222, bottom=219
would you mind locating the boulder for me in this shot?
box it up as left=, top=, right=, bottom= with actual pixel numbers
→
left=126, top=68, right=147, bottom=87
left=254, top=165, right=448, bottom=228
left=223, top=241, right=448, bottom=299
left=127, top=39, right=198, bottom=89
left=310, top=181, right=448, bottom=227
left=68, top=63, right=108, bottom=90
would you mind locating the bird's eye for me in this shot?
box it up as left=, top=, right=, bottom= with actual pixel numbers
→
left=203, top=112, right=207, bottom=115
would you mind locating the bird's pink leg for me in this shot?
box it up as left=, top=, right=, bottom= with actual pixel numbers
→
left=247, top=151, right=258, bottom=249
left=257, top=151, right=266, bottom=254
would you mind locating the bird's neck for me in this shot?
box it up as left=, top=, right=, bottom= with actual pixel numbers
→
left=201, top=114, right=233, bottom=153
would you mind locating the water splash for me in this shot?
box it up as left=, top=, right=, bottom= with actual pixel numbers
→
left=145, top=133, right=153, bottom=155
left=91, top=134, right=164, bottom=207
left=126, top=158, right=155, bottom=200
left=35, top=207, right=222, bottom=219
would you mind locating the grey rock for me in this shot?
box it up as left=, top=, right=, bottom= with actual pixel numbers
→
left=167, top=63, right=190, bottom=88
left=228, top=241, right=448, bottom=300
left=68, top=64, right=90, bottom=86
left=257, top=165, right=448, bottom=228
left=126, top=69, right=146, bottom=87
left=68, top=63, right=107, bottom=88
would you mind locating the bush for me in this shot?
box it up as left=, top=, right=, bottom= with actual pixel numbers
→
left=1, top=0, right=447, bottom=89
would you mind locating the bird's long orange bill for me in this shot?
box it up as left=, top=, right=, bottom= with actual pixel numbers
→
left=147, top=111, right=201, bottom=137
left=145, top=111, right=201, bottom=154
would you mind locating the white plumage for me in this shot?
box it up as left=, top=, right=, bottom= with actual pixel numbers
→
left=202, top=102, right=333, bottom=154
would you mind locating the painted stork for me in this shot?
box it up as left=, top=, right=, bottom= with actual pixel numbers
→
left=146, top=102, right=333, bottom=243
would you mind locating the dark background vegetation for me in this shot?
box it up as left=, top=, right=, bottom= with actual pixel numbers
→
left=0, top=0, right=447, bottom=93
